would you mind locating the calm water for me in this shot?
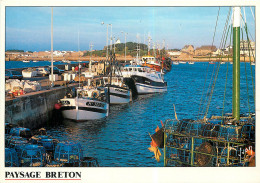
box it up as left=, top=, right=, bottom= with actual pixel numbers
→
left=44, top=62, right=255, bottom=167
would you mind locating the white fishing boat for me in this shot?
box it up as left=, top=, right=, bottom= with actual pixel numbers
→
left=179, top=61, right=186, bottom=64
left=220, top=61, right=225, bottom=64
left=103, top=77, right=131, bottom=104
left=121, top=65, right=167, bottom=94
left=60, top=84, right=109, bottom=121
left=22, top=60, right=30, bottom=63
left=33, top=60, right=39, bottom=62
left=188, top=61, right=194, bottom=64
left=172, top=61, right=179, bottom=65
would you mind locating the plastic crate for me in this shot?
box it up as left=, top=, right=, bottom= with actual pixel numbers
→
left=54, top=141, right=83, bottom=163
left=5, top=148, right=19, bottom=167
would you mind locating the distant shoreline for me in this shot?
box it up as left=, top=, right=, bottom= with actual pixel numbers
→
left=5, top=55, right=254, bottom=62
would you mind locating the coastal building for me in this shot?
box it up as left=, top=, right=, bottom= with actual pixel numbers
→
left=194, top=45, right=217, bottom=56
left=181, top=45, right=194, bottom=55
left=167, top=50, right=181, bottom=58
left=212, top=48, right=224, bottom=56
left=240, top=40, right=255, bottom=56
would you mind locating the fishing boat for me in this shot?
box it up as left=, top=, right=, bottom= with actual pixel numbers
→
left=220, top=61, right=225, bottom=64
left=172, top=61, right=179, bottom=65
left=179, top=61, right=186, bottom=64
left=122, top=65, right=167, bottom=95
left=59, top=84, right=109, bottom=121
left=188, top=61, right=194, bottom=65
left=103, top=77, right=131, bottom=104
left=141, top=56, right=162, bottom=72
left=149, top=7, right=255, bottom=167
left=22, top=60, right=30, bottom=63
left=209, top=61, right=215, bottom=64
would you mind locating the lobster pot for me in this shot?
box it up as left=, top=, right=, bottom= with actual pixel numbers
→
left=202, top=123, right=219, bottom=137
left=54, top=141, right=83, bottom=163
left=177, top=119, right=194, bottom=133
left=176, top=137, right=190, bottom=164
left=20, top=145, right=46, bottom=167
left=240, top=124, right=255, bottom=140
left=5, top=123, right=18, bottom=134
left=164, top=119, right=180, bottom=133
left=5, top=134, right=18, bottom=148
left=185, top=122, right=205, bottom=136
left=29, top=135, right=50, bottom=144
left=5, top=148, right=19, bottom=167
left=9, top=139, right=28, bottom=157
left=215, top=143, right=242, bottom=167
left=9, top=127, right=32, bottom=139
left=38, top=138, right=58, bottom=152
left=218, top=125, right=242, bottom=141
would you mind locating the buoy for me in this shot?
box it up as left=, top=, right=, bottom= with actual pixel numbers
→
left=54, top=103, right=62, bottom=110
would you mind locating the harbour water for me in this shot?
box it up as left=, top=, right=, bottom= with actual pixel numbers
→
left=5, top=61, right=89, bottom=70
left=7, top=62, right=255, bottom=167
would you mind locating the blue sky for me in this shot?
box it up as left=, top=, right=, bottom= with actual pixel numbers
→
left=5, top=6, right=256, bottom=51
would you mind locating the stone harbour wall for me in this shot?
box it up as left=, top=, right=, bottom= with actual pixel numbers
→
left=5, top=86, right=71, bottom=129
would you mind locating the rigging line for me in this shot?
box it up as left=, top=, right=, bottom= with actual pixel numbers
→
left=250, top=6, right=255, bottom=21
left=202, top=7, right=231, bottom=118
left=204, top=10, right=232, bottom=118
left=243, top=22, right=255, bottom=104
left=221, top=26, right=232, bottom=123
left=241, top=15, right=255, bottom=43
left=197, top=7, right=221, bottom=119
left=241, top=27, right=251, bottom=114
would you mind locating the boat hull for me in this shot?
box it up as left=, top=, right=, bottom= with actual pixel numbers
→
left=60, top=98, right=109, bottom=121
left=107, top=85, right=131, bottom=104
left=131, top=75, right=167, bottom=94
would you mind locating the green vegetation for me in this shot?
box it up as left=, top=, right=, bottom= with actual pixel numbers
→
left=83, top=42, right=168, bottom=58
left=6, top=49, right=24, bottom=52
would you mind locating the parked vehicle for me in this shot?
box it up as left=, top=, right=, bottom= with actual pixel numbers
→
left=5, top=70, right=23, bottom=80
left=48, top=66, right=64, bottom=75
left=36, top=67, right=50, bottom=76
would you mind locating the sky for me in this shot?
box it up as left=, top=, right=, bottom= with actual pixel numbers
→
left=5, top=6, right=256, bottom=52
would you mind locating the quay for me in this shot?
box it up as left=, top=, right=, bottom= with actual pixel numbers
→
left=5, top=63, right=97, bottom=129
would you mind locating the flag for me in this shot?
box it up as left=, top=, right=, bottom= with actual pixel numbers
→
left=148, top=126, right=164, bottom=162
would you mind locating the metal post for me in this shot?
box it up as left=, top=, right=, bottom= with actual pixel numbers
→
left=191, top=137, right=194, bottom=166
left=164, top=130, right=166, bottom=166
left=51, top=8, right=54, bottom=87
left=125, top=33, right=127, bottom=63
left=232, top=7, right=240, bottom=120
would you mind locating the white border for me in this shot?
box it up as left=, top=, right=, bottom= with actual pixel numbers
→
left=1, top=0, right=259, bottom=183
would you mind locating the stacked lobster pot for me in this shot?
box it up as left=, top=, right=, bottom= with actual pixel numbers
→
left=5, top=123, right=99, bottom=167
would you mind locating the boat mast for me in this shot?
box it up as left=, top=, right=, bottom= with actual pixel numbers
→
left=51, top=7, right=54, bottom=87
left=232, top=7, right=241, bottom=120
